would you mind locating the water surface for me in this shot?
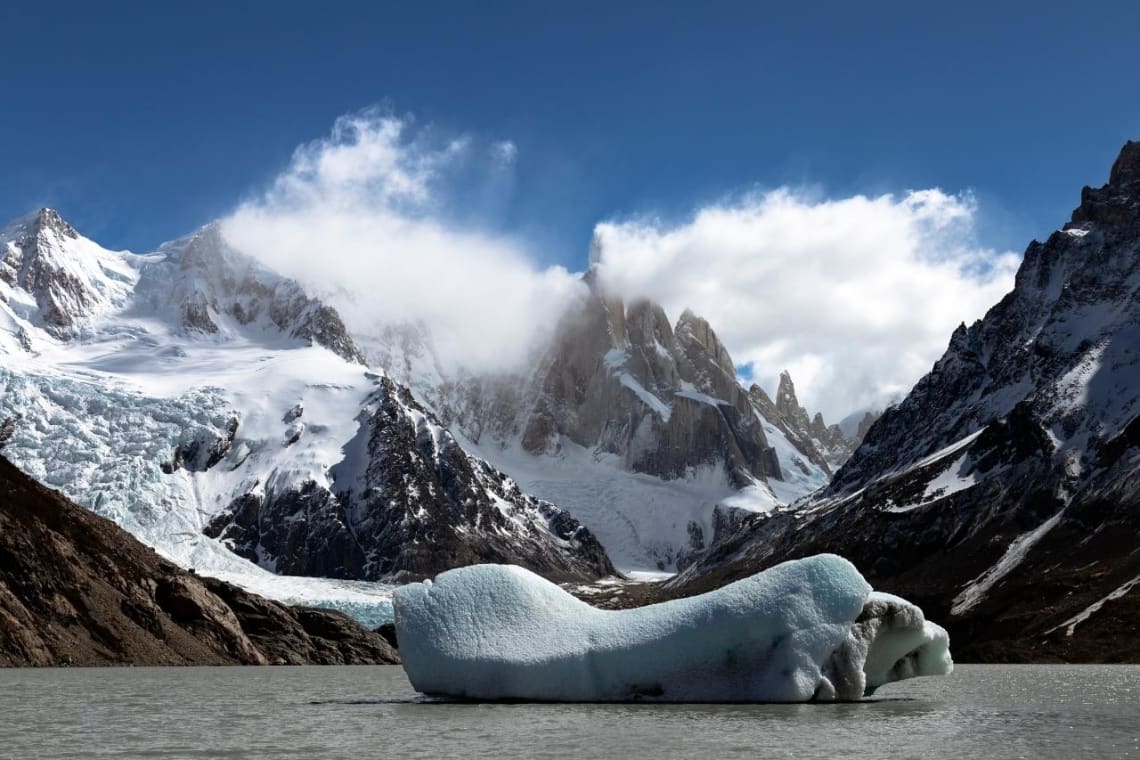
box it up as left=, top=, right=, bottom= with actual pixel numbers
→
left=1, top=665, right=1136, bottom=759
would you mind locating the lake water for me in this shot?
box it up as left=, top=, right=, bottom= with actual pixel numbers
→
left=0, top=665, right=1136, bottom=759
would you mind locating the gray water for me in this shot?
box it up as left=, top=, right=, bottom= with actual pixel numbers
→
left=0, top=665, right=1136, bottom=759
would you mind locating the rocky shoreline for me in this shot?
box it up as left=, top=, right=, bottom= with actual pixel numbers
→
left=0, top=456, right=398, bottom=667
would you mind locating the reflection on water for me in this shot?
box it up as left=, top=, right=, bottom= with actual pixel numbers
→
left=1, top=665, right=1137, bottom=759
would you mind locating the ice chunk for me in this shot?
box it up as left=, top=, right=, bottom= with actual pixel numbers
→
left=394, top=554, right=952, bottom=702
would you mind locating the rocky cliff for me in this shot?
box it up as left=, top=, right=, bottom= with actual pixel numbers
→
left=747, top=371, right=868, bottom=476
left=672, top=141, right=1140, bottom=662
left=204, top=376, right=615, bottom=583
left=515, top=277, right=780, bottom=487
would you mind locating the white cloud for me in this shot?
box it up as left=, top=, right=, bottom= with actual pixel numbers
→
left=591, top=188, right=1021, bottom=421
left=221, top=111, right=584, bottom=373
left=492, top=140, right=518, bottom=166
left=222, top=109, right=1021, bottom=421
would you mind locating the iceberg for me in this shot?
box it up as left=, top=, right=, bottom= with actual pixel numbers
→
left=393, top=554, right=952, bottom=702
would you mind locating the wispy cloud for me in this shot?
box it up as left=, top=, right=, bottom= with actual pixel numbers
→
left=223, top=108, right=1021, bottom=419
left=591, top=188, right=1020, bottom=420
left=221, top=110, right=583, bottom=372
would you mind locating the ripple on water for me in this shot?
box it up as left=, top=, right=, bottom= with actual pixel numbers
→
left=0, top=665, right=1137, bottom=760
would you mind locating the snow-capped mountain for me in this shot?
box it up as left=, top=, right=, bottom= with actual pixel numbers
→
left=370, top=272, right=843, bottom=572
left=205, top=374, right=612, bottom=583
left=0, top=212, right=613, bottom=622
left=136, top=223, right=365, bottom=364
left=674, top=141, right=1140, bottom=660
left=513, top=278, right=779, bottom=486
left=0, top=198, right=868, bottom=596
left=1, top=208, right=137, bottom=343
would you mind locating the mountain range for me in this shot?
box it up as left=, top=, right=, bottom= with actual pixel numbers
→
left=670, top=141, right=1140, bottom=661
left=0, top=199, right=861, bottom=618
left=3, top=141, right=1137, bottom=662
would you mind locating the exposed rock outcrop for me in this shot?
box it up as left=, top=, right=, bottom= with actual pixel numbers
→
left=205, top=377, right=615, bottom=583
left=672, top=141, right=1140, bottom=662
left=0, top=208, right=135, bottom=338
left=0, top=455, right=398, bottom=667
left=747, top=371, right=867, bottom=476
left=516, top=277, right=780, bottom=487
left=136, top=224, right=363, bottom=363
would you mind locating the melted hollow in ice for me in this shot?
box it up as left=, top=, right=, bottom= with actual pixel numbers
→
left=394, top=554, right=952, bottom=702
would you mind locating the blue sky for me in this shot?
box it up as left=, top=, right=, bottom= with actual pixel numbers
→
left=2, top=0, right=1138, bottom=267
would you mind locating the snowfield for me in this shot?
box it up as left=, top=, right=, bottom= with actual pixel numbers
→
left=1, top=214, right=405, bottom=622
left=456, top=438, right=787, bottom=572
left=394, top=554, right=952, bottom=702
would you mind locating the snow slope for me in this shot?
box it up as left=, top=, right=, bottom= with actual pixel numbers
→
left=0, top=324, right=399, bottom=622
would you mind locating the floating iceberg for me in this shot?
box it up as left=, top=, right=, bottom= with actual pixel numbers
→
left=393, top=554, right=952, bottom=702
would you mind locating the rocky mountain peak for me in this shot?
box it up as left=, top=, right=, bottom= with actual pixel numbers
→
left=1108, top=140, right=1140, bottom=189
left=145, top=223, right=364, bottom=363
left=775, top=371, right=806, bottom=422
left=675, top=308, right=737, bottom=381
left=747, top=370, right=868, bottom=476
left=0, top=207, right=134, bottom=337
left=833, top=137, right=1140, bottom=500
left=514, top=280, right=780, bottom=493
left=2, top=207, right=78, bottom=241
left=32, top=207, right=78, bottom=239
left=1072, top=139, right=1140, bottom=226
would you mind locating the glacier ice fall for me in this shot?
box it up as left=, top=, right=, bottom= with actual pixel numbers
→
left=393, top=554, right=952, bottom=702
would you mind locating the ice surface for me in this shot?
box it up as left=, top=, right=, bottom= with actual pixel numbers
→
left=394, top=554, right=952, bottom=702
left=459, top=439, right=748, bottom=572
left=617, top=372, right=672, bottom=420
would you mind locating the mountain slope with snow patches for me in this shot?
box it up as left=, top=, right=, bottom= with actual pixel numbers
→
left=674, top=141, right=1140, bottom=660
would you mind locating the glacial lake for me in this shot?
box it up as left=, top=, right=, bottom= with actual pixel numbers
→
left=1, top=665, right=1136, bottom=759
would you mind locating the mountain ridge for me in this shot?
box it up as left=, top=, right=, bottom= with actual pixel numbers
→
left=0, top=211, right=617, bottom=617
left=670, top=139, right=1140, bottom=661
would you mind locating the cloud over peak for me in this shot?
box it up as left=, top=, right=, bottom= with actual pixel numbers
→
left=222, top=111, right=584, bottom=373
left=221, top=108, right=1021, bottom=420
left=591, top=187, right=1020, bottom=419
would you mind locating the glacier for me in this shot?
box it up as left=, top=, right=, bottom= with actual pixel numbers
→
left=1, top=209, right=614, bottom=623
left=393, top=554, right=952, bottom=702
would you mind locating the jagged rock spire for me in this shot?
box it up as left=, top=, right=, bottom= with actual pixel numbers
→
left=32, top=208, right=78, bottom=239
left=1072, top=139, right=1140, bottom=225
left=1108, top=140, right=1140, bottom=189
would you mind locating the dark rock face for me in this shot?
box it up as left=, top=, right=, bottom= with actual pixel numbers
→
left=675, top=141, right=1140, bottom=662
left=162, top=418, right=240, bottom=474
left=0, top=456, right=397, bottom=667
left=515, top=279, right=779, bottom=487
left=830, top=141, right=1140, bottom=498
left=206, top=377, right=615, bottom=584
